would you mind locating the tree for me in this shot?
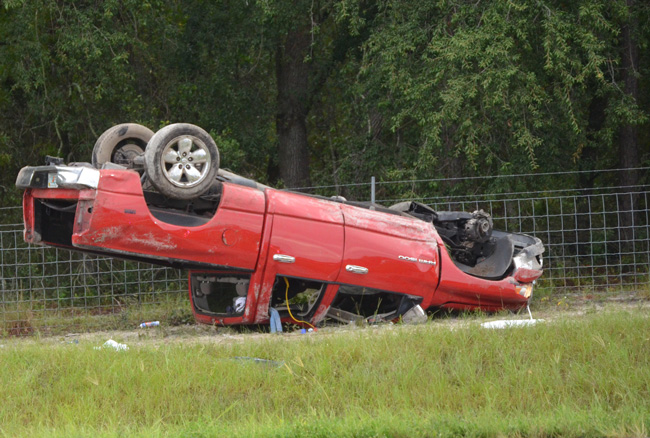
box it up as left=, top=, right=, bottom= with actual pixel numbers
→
left=263, top=0, right=357, bottom=188
left=275, top=22, right=314, bottom=188
left=0, top=0, right=174, bottom=202
left=347, top=0, right=649, bottom=194
left=1, top=0, right=649, bottom=205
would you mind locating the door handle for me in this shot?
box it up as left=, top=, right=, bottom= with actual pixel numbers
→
left=346, top=264, right=368, bottom=275
left=273, top=254, right=295, bottom=264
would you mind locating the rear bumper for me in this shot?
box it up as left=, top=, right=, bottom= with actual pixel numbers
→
left=16, top=165, right=100, bottom=191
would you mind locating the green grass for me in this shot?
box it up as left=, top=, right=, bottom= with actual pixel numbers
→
left=1, top=310, right=649, bottom=437
left=1, top=294, right=194, bottom=337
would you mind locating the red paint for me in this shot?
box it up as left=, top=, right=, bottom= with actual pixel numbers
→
left=336, top=204, right=439, bottom=297
left=21, top=167, right=541, bottom=326
left=427, top=238, right=528, bottom=311
left=266, top=190, right=345, bottom=282
left=513, top=267, right=544, bottom=283
left=71, top=170, right=265, bottom=270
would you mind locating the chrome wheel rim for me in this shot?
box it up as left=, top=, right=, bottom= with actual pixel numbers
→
left=160, top=136, right=211, bottom=188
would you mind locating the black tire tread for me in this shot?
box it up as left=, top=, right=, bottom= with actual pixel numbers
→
left=143, top=123, right=220, bottom=200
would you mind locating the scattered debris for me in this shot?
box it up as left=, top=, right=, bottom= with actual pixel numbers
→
left=481, top=319, right=544, bottom=329
left=269, top=308, right=282, bottom=333
left=139, top=321, right=160, bottom=328
left=326, top=307, right=365, bottom=324
left=7, top=320, right=34, bottom=337
left=95, top=339, right=129, bottom=351
left=234, top=297, right=246, bottom=313
left=401, top=305, right=428, bottom=324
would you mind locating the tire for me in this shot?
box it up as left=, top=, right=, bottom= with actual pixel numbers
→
left=92, top=123, right=154, bottom=169
left=144, top=123, right=220, bottom=199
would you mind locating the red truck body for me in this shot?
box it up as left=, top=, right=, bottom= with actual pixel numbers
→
left=18, top=166, right=543, bottom=326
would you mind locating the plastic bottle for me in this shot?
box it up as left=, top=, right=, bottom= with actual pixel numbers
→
left=139, top=321, right=160, bottom=328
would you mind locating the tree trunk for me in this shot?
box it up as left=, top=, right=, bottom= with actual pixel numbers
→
left=439, top=123, right=462, bottom=194
left=275, top=26, right=312, bottom=189
left=618, top=0, right=639, bottom=243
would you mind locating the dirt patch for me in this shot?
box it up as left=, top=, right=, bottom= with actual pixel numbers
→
left=532, top=291, right=650, bottom=319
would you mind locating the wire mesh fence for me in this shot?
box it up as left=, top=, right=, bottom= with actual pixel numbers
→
left=1, top=206, right=186, bottom=335
left=386, top=186, right=650, bottom=295
left=1, top=171, right=649, bottom=336
left=299, top=172, right=650, bottom=297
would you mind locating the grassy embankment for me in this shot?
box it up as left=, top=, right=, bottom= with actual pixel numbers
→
left=1, top=309, right=649, bottom=438
left=1, top=293, right=194, bottom=336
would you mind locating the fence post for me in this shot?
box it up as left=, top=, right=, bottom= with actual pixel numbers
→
left=371, top=176, right=375, bottom=204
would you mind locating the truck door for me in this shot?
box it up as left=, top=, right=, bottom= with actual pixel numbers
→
left=252, top=191, right=345, bottom=324
left=336, top=204, right=440, bottom=299
left=265, top=190, right=344, bottom=282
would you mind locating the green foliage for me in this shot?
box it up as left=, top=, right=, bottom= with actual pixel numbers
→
left=0, top=0, right=273, bottom=199
left=0, top=0, right=161, bottom=201
left=0, top=0, right=649, bottom=203
left=355, top=0, right=649, bottom=192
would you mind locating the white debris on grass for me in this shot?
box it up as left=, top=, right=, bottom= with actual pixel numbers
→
left=94, top=339, right=129, bottom=351
left=401, top=305, right=428, bottom=324
left=481, top=319, right=544, bottom=329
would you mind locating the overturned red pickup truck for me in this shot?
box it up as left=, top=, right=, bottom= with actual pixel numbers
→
left=16, top=123, right=544, bottom=327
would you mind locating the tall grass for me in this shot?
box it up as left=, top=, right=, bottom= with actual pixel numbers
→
left=1, top=293, right=194, bottom=336
left=1, top=310, right=648, bottom=437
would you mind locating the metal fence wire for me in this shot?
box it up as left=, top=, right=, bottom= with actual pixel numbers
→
left=395, top=186, right=650, bottom=294
left=1, top=173, right=649, bottom=335
left=1, top=206, right=186, bottom=335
